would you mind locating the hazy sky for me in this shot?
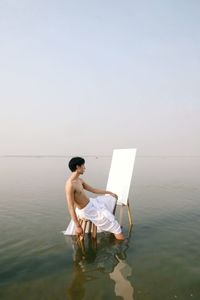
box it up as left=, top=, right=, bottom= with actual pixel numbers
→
left=0, top=0, right=199, bottom=156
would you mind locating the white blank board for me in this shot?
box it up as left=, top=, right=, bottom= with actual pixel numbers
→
left=106, top=149, right=137, bottom=205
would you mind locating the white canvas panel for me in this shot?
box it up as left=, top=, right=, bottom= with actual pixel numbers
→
left=106, top=149, right=136, bottom=205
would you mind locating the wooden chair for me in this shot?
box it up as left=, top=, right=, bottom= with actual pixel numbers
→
left=76, top=219, right=97, bottom=251
left=79, top=218, right=97, bottom=240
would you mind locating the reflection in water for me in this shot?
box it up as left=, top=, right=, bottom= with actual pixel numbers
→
left=109, top=227, right=134, bottom=300
left=110, top=254, right=134, bottom=300
left=67, top=259, right=86, bottom=300
left=65, top=230, right=134, bottom=300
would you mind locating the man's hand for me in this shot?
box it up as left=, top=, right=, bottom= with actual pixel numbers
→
left=110, top=192, right=118, bottom=200
left=75, top=224, right=83, bottom=236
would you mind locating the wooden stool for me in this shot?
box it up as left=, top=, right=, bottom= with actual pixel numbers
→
left=77, top=218, right=97, bottom=243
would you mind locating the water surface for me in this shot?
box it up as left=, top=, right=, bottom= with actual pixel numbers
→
left=0, top=156, right=200, bottom=299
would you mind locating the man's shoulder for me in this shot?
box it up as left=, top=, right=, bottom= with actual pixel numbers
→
left=65, top=179, right=74, bottom=190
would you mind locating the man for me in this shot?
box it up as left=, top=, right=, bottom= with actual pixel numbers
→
left=64, top=157, right=125, bottom=240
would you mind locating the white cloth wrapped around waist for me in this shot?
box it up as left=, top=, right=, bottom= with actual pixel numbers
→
left=63, top=195, right=121, bottom=235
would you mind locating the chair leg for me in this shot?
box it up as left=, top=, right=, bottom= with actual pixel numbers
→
left=127, top=202, right=133, bottom=225
left=91, top=235, right=97, bottom=250
left=113, top=198, right=117, bottom=215
left=88, top=221, right=92, bottom=234
left=92, top=223, right=97, bottom=239
left=82, top=220, right=87, bottom=239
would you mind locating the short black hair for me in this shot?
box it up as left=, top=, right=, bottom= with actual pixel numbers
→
left=68, top=157, right=85, bottom=172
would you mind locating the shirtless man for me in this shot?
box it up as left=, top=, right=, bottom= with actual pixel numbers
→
left=65, top=157, right=125, bottom=240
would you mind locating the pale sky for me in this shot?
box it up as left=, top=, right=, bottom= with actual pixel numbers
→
left=0, top=0, right=199, bottom=156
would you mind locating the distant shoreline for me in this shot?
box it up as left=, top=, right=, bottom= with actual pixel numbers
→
left=1, top=155, right=200, bottom=158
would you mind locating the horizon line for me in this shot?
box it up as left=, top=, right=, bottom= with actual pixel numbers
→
left=1, top=154, right=200, bottom=158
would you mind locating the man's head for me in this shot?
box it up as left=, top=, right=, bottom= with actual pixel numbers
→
left=68, top=157, right=85, bottom=173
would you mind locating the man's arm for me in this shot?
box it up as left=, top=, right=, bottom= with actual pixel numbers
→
left=65, top=182, right=83, bottom=234
left=81, top=180, right=118, bottom=199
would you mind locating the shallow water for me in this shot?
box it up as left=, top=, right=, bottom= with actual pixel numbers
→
left=0, top=156, right=200, bottom=300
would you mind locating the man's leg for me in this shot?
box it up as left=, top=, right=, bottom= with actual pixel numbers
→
left=87, top=196, right=125, bottom=240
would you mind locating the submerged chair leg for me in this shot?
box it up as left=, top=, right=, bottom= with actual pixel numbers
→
left=127, top=202, right=133, bottom=226
left=82, top=220, right=87, bottom=238
left=92, top=223, right=97, bottom=239
left=88, top=220, right=92, bottom=234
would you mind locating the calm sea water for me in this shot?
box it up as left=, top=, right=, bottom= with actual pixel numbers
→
left=0, top=156, right=200, bottom=300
